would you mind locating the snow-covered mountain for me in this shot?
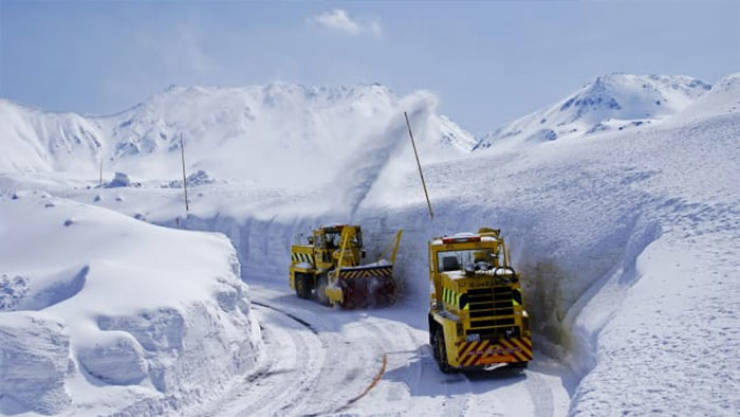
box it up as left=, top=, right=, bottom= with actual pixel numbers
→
left=108, top=83, right=476, bottom=158
left=682, top=72, right=740, bottom=119
left=0, top=100, right=104, bottom=173
left=0, top=84, right=475, bottom=188
left=474, top=73, right=712, bottom=149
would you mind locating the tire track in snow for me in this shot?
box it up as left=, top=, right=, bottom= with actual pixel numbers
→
left=233, top=305, right=326, bottom=417
left=247, top=297, right=388, bottom=416
left=191, top=303, right=326, bottom=417
left=356, top=319, right=473, bottom=417
left=339, top=319, right=418, bottom=414
left=334, top=353, right=388, bottom=412
left=295, top=319, right=383, bottom=415
left=204, top=285, right=569, bottom=417
left=251, top=301, right=319, bottom=335
left=523, top=370, right=555, bottom=417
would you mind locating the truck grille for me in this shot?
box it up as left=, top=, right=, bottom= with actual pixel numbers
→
left=466, top=287, right=515, bottom=323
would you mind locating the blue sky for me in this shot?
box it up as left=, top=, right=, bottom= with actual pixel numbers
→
left=1, top=1, right=738, bottom=135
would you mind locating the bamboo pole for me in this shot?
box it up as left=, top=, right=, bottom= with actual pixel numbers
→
left=180, top=136, right=189, bottom=213
left=404, top=112, right=434, bottom=220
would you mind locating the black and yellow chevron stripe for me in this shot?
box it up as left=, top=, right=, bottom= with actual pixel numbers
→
left=338, top=266, right=393, bottom=279
left=456, top=336, right=532, bottom=366
left=291, top=252, right=315, bottom=265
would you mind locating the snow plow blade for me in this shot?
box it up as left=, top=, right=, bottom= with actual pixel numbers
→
left=338, top=264, right=393, bottom=279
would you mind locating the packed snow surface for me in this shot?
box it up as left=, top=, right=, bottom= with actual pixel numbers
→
left=1, top=73, right=738, bottom=416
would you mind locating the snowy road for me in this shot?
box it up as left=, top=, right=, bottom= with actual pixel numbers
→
left=195, top=282, right=573, bottom=417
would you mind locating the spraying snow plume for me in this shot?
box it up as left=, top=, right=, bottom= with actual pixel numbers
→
left=337, top=93, right=437, bottom=219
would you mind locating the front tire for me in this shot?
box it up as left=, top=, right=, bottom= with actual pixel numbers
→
left=316, top=274, right=331, bottom=306
left=295, top=274, right=312, bottom=299
left=432, top=328, right=454, bottom=374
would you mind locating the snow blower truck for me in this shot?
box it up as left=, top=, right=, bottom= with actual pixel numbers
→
left=289, top=225, right=403, bottom=308
left=428, top=228, right=532, bottom=373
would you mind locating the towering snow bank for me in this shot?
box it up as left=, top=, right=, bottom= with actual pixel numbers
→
left=568, top=232, right=739, bottom=416
left=0, top=195, right=261, bottom=416
left=475, top=73, right=711, bottom=149
left=0, top=312, right=72, bottom=415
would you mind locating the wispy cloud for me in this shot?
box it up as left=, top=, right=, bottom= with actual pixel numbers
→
left=308, top=9, right=382, bottom=37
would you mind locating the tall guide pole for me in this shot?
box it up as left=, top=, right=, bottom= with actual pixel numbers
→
left=180, top=136, right=189, bottom=213
left=99, top=157, right=103, bottom=186
left=404, top=112, right=434, bottom=220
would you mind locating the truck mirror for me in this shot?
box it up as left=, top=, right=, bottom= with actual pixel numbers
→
left=307, top=237, right=314, bottom=245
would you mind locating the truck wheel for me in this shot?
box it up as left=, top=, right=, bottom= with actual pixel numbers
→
left=295, top=274, right=312, bottom=299
left=433, top=328, right=454, bottom=374
left=316, top=275, right=331, bottom=306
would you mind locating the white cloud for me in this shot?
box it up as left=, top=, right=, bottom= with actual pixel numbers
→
left=309, top=9, right=382, bottom=37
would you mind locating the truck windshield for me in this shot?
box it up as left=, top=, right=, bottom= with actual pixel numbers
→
left=321, top=232, right=341, bottom=249
left=437, top=249, right=498, bottom=272
left=321, top=230, right=361, bottom=249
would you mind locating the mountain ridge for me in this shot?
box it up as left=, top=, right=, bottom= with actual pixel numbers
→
left=0, top=83, right=476, bottom=181
left=474, top=73, right=714, bottom=150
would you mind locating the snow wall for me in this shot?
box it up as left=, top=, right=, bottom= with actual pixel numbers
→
left=168, top=108, right=740, bottom=416
left=0, top=197, right=262, bottom=416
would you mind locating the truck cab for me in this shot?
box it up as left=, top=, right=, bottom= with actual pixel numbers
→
left=428, top=228, right=532, bottom=373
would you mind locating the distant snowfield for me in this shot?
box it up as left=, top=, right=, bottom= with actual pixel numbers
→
left=1, top=73, right=738, bottom=416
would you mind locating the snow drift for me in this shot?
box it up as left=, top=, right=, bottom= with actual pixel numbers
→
left=0, top=195, right=261, bottom=416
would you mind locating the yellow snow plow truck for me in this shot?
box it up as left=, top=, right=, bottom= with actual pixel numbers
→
left=289, top=225, right=402, bottom=309
left=428, top=228, right=532, bottom=373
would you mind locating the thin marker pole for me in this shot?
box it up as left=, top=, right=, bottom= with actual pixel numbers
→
left=180, top=136, right=189, bottom=213
left=99, top=157, right=103, bottom=186
left=404, top=112, right=434, bottom=220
